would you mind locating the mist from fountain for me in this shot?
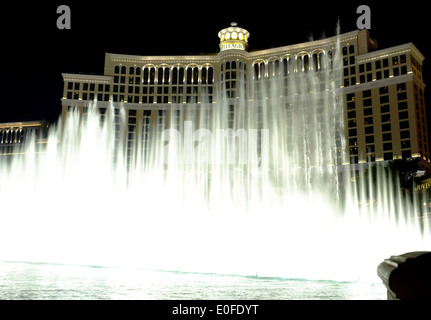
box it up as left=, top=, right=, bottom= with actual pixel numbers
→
left=0, top=36, right=429, bottom=284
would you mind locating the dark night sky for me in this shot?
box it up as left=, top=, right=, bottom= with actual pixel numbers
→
left=1, top=1, right=430, bottom=124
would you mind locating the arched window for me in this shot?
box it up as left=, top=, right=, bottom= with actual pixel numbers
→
left=158, top=68, right=163, bottom=84
left=342, top=46, right=348, bottom=56
left=201, top=68, right=207, bottom=84
left=179, top=67, right=184, bottom=85
left=319, top=52, right=325, bottom=70
left=121, top=66, right=126, bottom=74
left=129, top=66, right=134, bottom=74
left=143, top=68, right=149, bottom=85
left=289, top=57, right=295, bottom=74
left=260, top=63, right=265, bottom=78
left=164, top=68, right=170, bottom=84
left=231, top=61, right=236, bottom=69
left=312, top=54, right=319, bottom=71
left=268, top=61, right=273, bottom=77
left=282, top=58, right=288, bottom=76
left=208, top=67, right=213, bottom=84
left=328, top=51, right=333, bottom=69
left=136, top=67, right=141, bottom=75
left=114, top=66, right=120, bottom=74
left=297, top=56, right=303, bottom=72
left=193, top=67, right=199, bottom=84
left=274, top=60, right=280, bottom=76
left=349, top=44, right=355, bottom=54
left=254, top=64, right=259, bottom=79
left=149, top=68, right=155, bottom=85
left=186, top=68, right=192, bottom=84
left=225, top=61, right=230, bottom=70
left=304, top=55, right=310, bottom=73
left=172, top=67, right=178, bottom=84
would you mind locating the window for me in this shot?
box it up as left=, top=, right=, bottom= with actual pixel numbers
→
left=149, top=68, right=155, bottom=85
left=208, top=67, right=214, bottom=84
left=397, top=92, right=407, bottom=101
left=381, top=114, right=390, bottom=123
left=172, top=68, right=178, bottom=85
left=383, top=133, right=392, bottom=141
left=399, top=120, right=409, bottom=129
left=366, top=136, right=374, bottom=143
left=376, top=71, right=382, bottom=80
left=379, top=87, right=388, bottom=95
left=398, top=101, right=408, bottom=110
left=143, top=68, right=149, bottom=85
left=402, top=150, right=412, bottom=159
left=366, top=145, right=375, bottom=153
left=158, top=68, right=163, bottom=84
left=382, top=123, right=391, bottom=132
left=384, top=152, right=393, bottom=160
left=380, top=96, right=389, bottom=104
left=400, top=130, right=410, bottom=139
left=399, top=111, right=409, bottom=119
left=393, top=68, right=400, bottom=77
left=187, top=68, right=193, bottom=84
left=383, top=143, right=392, bottom=151
left=347, top=93, right=356, bottom=101
left=381, top=105, right=390, bottom=113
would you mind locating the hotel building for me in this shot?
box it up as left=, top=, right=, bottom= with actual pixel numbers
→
left=61, top=24, right=428, bottom=170
left=0, top=120, right=51, bottom=156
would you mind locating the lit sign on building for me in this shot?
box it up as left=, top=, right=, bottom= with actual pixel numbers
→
left=220, top=42, right=245, bottom=51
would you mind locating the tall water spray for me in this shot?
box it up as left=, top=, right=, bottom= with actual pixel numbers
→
left=0, top=37, right=429, bottom=283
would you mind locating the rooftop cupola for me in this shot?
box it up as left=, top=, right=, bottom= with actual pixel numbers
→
left=218, top=22, right=250, bottom=52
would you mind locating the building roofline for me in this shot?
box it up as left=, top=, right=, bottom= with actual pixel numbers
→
left=105, top=52, right=219, bottom=64
left=105, top=31, right=365, bottom=62
left=356, top=42, right=425, bottom=63
left=0, top=120, right=50, bottom=128
left=62, top=73, right=112, bottom=82
left=248, top=30, right=362, bottom=56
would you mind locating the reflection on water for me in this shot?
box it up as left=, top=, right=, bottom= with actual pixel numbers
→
left=0, top=261, right=385, bottom=300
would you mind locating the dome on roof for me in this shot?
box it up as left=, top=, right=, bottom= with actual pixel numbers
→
left=218, top=23, right=250, bottom=52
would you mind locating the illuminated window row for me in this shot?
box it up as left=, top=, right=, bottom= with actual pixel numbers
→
left=114, top=65, right=214, bottom=85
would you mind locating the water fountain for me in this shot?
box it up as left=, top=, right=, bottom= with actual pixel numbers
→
left=0, top=33, right=430, bottom=296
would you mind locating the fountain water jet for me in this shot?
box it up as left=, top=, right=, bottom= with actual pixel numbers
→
left=0, top=35, right=429, bottom=284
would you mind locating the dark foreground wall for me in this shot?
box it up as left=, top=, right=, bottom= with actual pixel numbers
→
left=377, top=251, right=431, bottom=300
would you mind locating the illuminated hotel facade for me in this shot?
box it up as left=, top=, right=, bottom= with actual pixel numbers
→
left=0, top=121, right=50, bottom=156
left=61, top=24, right=428, bottom=169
